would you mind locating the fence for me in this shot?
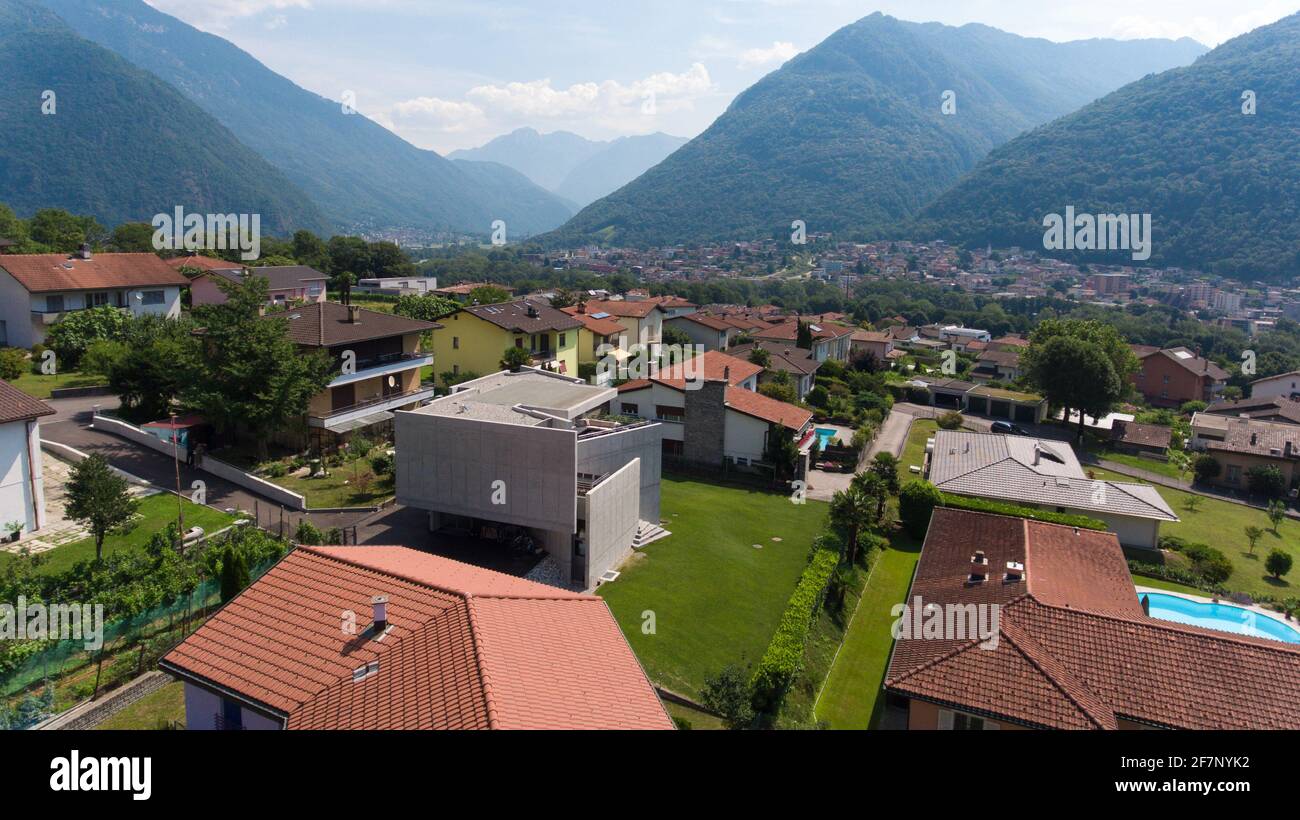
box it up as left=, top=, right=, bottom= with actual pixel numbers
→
left=0, top=556, right=281, bottom=700
left=91, top=413, right=189, bottom=462
left=662, top=455, right=790, bottom=493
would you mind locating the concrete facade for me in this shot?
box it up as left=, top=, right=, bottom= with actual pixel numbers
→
left=684, top=379, right=727, bottom=465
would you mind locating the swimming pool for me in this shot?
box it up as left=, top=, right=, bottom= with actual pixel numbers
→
left=814, top=428, right=839, bottom=450
left=1140, top=592, right=1300, bottom=644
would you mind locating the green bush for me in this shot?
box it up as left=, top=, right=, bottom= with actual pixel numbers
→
left=898, top=480, right=942, bottom=539
left=1247, top=465, right=1287, bottom=499
left=0, top=348, right=26, bottom=382
left=750, top=538, right=840, bottom=712
left=370, top=452, right=394, bottom=476
left=1193, top=455, right=1221, bottom=482
left=1266, top=549, right=1294, bottom=580
left=1183, top=542, right=1234, bottom=584
left=939, top=494, right=1107, bottom=530
left=936, top=411, right=964, bottom=430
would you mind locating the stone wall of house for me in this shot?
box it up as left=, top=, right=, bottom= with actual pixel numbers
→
left=684, top=378, right=727, bottom=466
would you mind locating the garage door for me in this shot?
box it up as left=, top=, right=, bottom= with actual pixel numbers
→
left=967, top=396, right=988, bottom=416
left=1015, top=405, right=1037, bottom=424
left=990, top=401, right=1012, bottom=418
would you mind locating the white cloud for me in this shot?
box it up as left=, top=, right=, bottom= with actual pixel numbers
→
left=145, top=0, right=311, bottom=30
left=737, top=41, right=799, bottom=68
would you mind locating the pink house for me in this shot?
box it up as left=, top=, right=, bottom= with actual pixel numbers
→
left=190, top=266, right=329, bottom=307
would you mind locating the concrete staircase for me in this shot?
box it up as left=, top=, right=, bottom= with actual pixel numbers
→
left=633, top=521, right=671, bottom=550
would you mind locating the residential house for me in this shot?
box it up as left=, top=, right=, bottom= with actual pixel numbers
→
left=664, top=313, right=736, bottom=352
left=971, top=349, right=1023, bottom=383
left=560, top=306, right=628, bottom=386
left=1132, top=347, right=1229, bottom=407
left=1189, top=413, right=1300, bottom=492
left=281, top=302, right=439, bottom=448
left=575, top=299, right=664, bottom=349
left=433, top=282, right=502, bottom=303
left=925, top=430, right=1178, bottom=548
left=885, top=508, right=1300, bottom=730
left=1249, top=370, right=1300, bottom=403
left=1204, top=396, right=1300, bottom=425
left=0, top=249, right=187, bottom=348
left=354, top=277, right=438, bottom=297
left=616, top=350, right=813, bottom=467
left=395, top=369, right=663, bottom=589
left=646, top=295, right=697, bottom=319
left=939, top=325, right=992, bottom=352
left=849, top=330, right=895, bottom=365
left=752, top=319, right=853, bottom=363
left=164, top=254, right=239, bottom=273
left=189, top=266, right=329, bottom=307
left=0, top=381, right=53, bottom=539
left=431, top=300, right=581, bottom=385
left=1109, top=420, right=1173, bottom=458
left=161, top=545, right=672, bottom=729
left=728, top=342, right=821, bottom=400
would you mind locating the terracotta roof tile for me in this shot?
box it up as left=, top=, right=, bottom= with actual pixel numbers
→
left=162, top=546, right=671, bottom=730
left=0, top=379, right=54, bottom=424
left=0, top=253, right=188, bottom=293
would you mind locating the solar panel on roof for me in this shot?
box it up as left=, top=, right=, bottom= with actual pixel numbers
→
left=591, top=312, right=611, bottom=319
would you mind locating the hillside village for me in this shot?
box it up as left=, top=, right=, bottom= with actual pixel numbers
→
left=1, top=233, right=1298, bottom=733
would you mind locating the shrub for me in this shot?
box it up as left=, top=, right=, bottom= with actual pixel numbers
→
left=898, top=480, right=943, bottom=539
left=1247, top=465, right=1287, bottom=499
left=1182, top=542, right=1234, bottom=584
left=1266, top=550, right=1294, bottom=580
left=937, top=411, right=964, bottom=430
left=940, top=494, right=1106, bottom=530
left=750, top=540, right=840, bottom=712
left=1180, top=401, right=1208, bottom=415
left=80, top=339, right=128, bottom=379
left=700, top=664, right=755, bottom=730
left=1193, top=455, right=1221, bottom=482
left=370, top=452, right=394, bottom=476
left=0, top=348, right=26, bottom=381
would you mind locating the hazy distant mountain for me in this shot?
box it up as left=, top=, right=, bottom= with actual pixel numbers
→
left=40, top=0, right=574, bottom=236
left=0, top=0, right=328, bottom=233
left=450, top=128, right=688, bottom=207
left=542, top=13, right=1207, bottom=247
left=917, top=12, right=1300, bottom=279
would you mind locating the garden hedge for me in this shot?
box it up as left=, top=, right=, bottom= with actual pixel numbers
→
left=940, top=494, right=1107, bottom=531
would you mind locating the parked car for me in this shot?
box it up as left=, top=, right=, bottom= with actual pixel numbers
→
left=990, top=421, right=1028, bottom=435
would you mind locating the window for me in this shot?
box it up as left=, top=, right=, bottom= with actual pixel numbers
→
left=45, top=295, right=64, bottom=313
left=938, top=709, right=990, bottom=730
left=452, top=336, right=460, bottom=350
left=516, top=337, right=524, bottom=348
left=559, top=333, right=567, bottom=347
left=220, top=698, right=243, bottom=730
left=452, top=365, right=460, bottom=376
left=140, top=290, right=165, bottom=305
left=621, top=403, right=639, bottom=416
left=89, top=292, right=110, bottom=307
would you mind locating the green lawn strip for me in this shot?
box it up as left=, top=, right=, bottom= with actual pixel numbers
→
left=1091, top=467, right=1298, bottom=599
left=0, top=494, right=236, bottom=575
left=780, top=561, right=867, bottom=727
left=815, top=531, right=922, bottom=729
left=1130, top=575, right=1206, bottom=596
left=11, top=370, right=106, bottom=400
left=94, top=681, right=185, bottom=730
left=663, top=700, right=725, bottom=730
left=272, top=469, right=394, bottom=509
left=597, top=477, right=828, bottom=697
left=898, top=419, right=939, bottom=476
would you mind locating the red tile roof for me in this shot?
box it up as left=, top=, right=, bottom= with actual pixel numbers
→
left=0, top=253, right=188, bottom=293
left=164, top=255, right=234, bottom=272
left=577, top=299, right=662, bottom=318
left=0, top=379, right=54, bottom=425
left=724, top=385, right=813, bottom=431
left=617, top=350, right=762, bottom=392
left=885, top=509, right=1300, bottom=730
left=560, top=307, right=632, bottom=337
left=162, top=546, right=672, bottom=730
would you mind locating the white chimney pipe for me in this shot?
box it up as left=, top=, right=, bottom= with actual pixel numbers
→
left=372, top=595, right=389, bottom=632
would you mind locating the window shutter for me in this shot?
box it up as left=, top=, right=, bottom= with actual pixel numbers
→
left=937, top=709, right=954, bottom=730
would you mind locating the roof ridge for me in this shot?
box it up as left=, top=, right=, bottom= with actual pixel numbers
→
left=463, top=598, right=501, bottom=730
left=997, top=615, right=1115, bottom=729
left=1102, top=480, right=1177, bottom=518
left=884, top=592, right=1033, bottom=687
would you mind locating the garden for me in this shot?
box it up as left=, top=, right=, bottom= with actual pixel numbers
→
left=213, top=436, right=397, bottom=509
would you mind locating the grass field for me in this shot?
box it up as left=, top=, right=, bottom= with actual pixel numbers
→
left=0, top=494, right=237, bottom=575
left=94, top=681, right=185, bottom=730
left=899, top=419, right=939, bottom=477
left=597, top=476, right=829, bottom=697
left=10, top=369, right=105, bottom=399
left=1092, top=467, right=1298, bottom=599
left=815, top=531, right=921, bottom=729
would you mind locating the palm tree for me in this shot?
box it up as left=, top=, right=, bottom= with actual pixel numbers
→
left=831, top=487, right=874, bottom=565
left=852, top=470, right=890, bottom=522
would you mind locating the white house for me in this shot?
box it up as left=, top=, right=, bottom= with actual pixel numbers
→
left=0, top=380, right=54, bottom=539
left=0, top=249, right=188, bottom=348
left=1249, top=371, right=1300, bottom=403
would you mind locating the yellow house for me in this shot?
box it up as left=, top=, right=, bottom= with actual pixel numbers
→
left=561, top=306, right=629, bottom=385
left=431, top=300, right=582, bottom=385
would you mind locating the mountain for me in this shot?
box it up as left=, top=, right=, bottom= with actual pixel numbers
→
left=39, top=0, right=574, bottom=237
left=542, top=13, right=1207, bottom=247
left=916, top=13, right=1300, bottom=279
left=0, top=0, right=328, bottom=234
left=450, top=128, right=688, bottom=208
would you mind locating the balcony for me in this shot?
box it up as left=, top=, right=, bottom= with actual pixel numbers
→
left=329, top=352, right=434, bottom=388
left=308, top=385, right=437, bottom=433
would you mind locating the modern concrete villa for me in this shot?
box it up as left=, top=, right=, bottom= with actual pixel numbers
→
left=394, top=368, right=664, bottom=590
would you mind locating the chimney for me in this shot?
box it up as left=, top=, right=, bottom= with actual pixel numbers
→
left=78, top=243, right=92, bottom=261
left=723, top=365, right=731, bottom=383
left=372, top=595, right=389, bottom=633
left=1005, top=562, right=1025, bottom=583
left=1033, top=442, right=1041, bottom=466
left=348, top=304, right=361, bottom=324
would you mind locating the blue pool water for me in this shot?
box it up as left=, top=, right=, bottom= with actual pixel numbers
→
left=1141, top=592, right=1300, bottom=644
left=814, top=428, right=838, bottom=449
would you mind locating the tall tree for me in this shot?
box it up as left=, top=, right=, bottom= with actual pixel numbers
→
left=183, top=277, right=335, bottom=459
left=831, top=486, right=875, bottom=565
left=1025, top=335, right=1122, bottom=442
left=65, top=454, right=139, bottom=563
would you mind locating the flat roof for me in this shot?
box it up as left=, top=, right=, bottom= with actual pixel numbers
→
left=418, top=369, right=616, bottom=425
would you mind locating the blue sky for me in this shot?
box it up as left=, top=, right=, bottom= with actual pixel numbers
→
left=144, top=1, right=1298, bottom=153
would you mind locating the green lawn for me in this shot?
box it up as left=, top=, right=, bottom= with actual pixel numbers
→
left=899, top=419, right=939, bottom=477
left=1130, top=575, right=1205, bottom=596
left=663, top=700, right=725, bottom=730
left=0, top=493, right=237, bottom=575
left=273, top=468, right=395, bottom=509
left=95, top=681, right=185, bottom=730
left=1091, top=448, right=1183, bottom=480
left=815, top=531, right=922, bottom=729
left=1092, top=467, right=1298, bottom=599
left=10, top=369, right=105, bottom=399
left=597, top=476, right=829, bottom=697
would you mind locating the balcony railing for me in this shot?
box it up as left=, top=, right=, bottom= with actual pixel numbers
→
left=312, top=386, right=435, bottom=421
left=344, top=351, right=430, bottom=372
